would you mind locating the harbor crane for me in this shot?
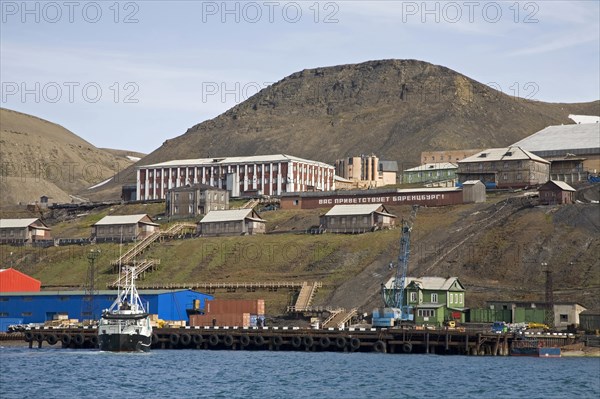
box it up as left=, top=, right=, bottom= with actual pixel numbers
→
left=372, top=205, right=419, bottom=327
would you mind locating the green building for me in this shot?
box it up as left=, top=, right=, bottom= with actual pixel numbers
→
left=402, top=163, right=458, bottom=184
left=385, top=276, right=467, bottom=326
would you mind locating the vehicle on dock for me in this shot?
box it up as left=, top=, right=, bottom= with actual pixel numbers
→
left=98, top=266, right=152, bottom=352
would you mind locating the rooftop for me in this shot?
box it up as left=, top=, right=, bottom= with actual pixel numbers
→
left=324, top=204, right=395, bottom=217
left=140, top=154, right=334, bottom=169
left=200, top=209, right=265, bottom=223
left=94, top=214, right=158, bottom=226
left=384, top=276, right=464, bottom=291
left=541, top=180, right=576, bottom=192
left=403, top=162, right=458, bottom=172
left=513, top=123, right=600, bottom=154
left=459, top=146, right=550, bottom=164
left=0, top=218, right=48, bottom=229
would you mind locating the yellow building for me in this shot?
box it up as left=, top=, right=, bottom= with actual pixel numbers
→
left=334, top=154, right=397, bottom=188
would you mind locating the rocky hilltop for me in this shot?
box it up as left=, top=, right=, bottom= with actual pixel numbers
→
left=89, top=59, right=598, bottom=200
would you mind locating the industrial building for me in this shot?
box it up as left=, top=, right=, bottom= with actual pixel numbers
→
left=198, top=209, right=266, bottom=236
left=512, top=123, right=600, bottom=182
left=402, top=162, right=457, bottom=184
left=0, top=268, right=41, bottom=292
left=0, top=218, right=51, bottom=245
left=280, top=187, right=464, bottom=209
left=457, top=146, right=550, bottom=188
left=334, top=154, right=398, bottom=188
left=0, top=289, right=213, bottom=325
left=92, top=214, right=159, bottom=243
left=136, top=154, right=335, bottom=200
left=486, top=301, right=587, bottom=330
left=319, top=204, right=396, bottom=233
left=538, top=180, right=576, bottom=205
left=382, top=276, right=466, bottom=326
left=166, top=183, right=229, bottom=219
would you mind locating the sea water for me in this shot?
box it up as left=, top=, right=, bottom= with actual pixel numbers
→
left=1, top=345, right=599, bottom=399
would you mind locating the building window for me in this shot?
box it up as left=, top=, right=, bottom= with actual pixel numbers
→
left=189, top=193, right=193, bottom=200
left=410, top=292, right=417, bottom=302
left=418, top=309, right=434, bottom=317
left=174, top=206, right=179, bottom=214
left=560, top=314, right=568, bottom=322
left=189, top=205, right=193, bottom=213
left=21, top=312, right=32, bottom=317
left=503, top=173, right=508, bottom=180
left=0, top=312, right=8, bottom=317
left=431, top=293, right=438, bottom=303
left=459, top=293, right=463, bottom=304
left=23, top=297, right=33, bottom=302
left=517, top=173, right=522, bottom=180
left=449, top=294, right=453, bottom=304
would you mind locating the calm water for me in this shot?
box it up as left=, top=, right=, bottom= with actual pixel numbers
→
left=1, top=344, right=599, bottom=399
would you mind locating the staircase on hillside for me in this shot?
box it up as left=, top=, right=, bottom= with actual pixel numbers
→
left=108, top=259, right=161, bottom=288
left=291, top=282, right=322, bottom=312
left=241, top=198, right=260, bottom=209
left=322, top=308, right=358, bottom=329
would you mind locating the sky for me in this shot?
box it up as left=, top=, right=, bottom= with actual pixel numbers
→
left=1, top=0, right=599, bottom=154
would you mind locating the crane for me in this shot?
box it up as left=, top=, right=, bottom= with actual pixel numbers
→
left=372, top=205, right=418, bottom=327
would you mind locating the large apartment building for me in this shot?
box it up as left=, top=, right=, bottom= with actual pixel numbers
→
left=136, top=154, right=335, bottom=200
left=334, top=154, right=397, bottom=188
left=457, top=146, right=550, bottom=189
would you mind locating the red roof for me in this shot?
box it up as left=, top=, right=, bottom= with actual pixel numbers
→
left=0, top=268, right=41, bottom=292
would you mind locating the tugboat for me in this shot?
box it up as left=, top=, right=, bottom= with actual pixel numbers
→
left=98, top=266, right=152, bottom=352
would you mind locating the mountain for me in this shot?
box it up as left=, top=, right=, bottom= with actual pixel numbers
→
left=0, top=108, right=144, bottom=205
left=87, top=59, right=599, bottom=199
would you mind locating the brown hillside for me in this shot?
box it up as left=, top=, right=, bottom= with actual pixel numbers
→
left=89, top=59, right=599, bottom=200
left=0, top=108, right=141, bottom=205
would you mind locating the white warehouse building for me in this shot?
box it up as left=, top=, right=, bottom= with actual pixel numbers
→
left=136, top=154, right=335, bottom=200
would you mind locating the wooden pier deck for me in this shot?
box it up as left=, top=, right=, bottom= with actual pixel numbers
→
left=22, top=326, right=577, bottom=355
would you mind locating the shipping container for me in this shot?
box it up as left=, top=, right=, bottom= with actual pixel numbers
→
left=190, top=313, right=251, bottom=327
left=205, top=299, right=265, bottom=315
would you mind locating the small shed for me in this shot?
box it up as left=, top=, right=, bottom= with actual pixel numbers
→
left=538, top=180, right=576, bottom=205
left=92, top=214, right=159, bottom=243
left=320, top=204, right=396, bottom=233
left=0, top=268, right=41, bottom=292
left=199, top=209, right=266, bottom=236
left=462, top=180, right=486, bottom=203
left=0, top=218, right=51, bottom=245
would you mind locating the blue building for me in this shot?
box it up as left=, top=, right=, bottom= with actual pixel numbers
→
left=0, top=289, right=213, bottom=327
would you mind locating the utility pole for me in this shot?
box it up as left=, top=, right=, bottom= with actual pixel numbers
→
left=542, top=263, right=554, bottom=329
left=82, top=249, right=101, bottom=323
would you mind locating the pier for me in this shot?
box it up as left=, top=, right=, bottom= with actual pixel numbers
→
left=21, top=326, right=576, bottom=355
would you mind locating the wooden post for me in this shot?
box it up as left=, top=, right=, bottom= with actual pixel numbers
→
left=445, top=332, right=449, bottom=351
left=465, top=334, right=469, bottom=355
left=425, top=333, right=430, bottom=354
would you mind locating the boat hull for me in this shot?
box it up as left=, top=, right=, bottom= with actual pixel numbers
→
left=98, top=332, right=152, bottom=352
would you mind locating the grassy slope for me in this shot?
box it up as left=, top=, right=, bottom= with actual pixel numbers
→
left=2, top=193, right=598, bottom=315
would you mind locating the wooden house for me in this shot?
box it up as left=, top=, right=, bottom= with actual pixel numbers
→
left=198, top=209, right=265, bottom=236
left=0, top=218, right=51, bottom=245
left=320, top=204, right=396, bottom=233
left=92, top=214, right=159, bottom=243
